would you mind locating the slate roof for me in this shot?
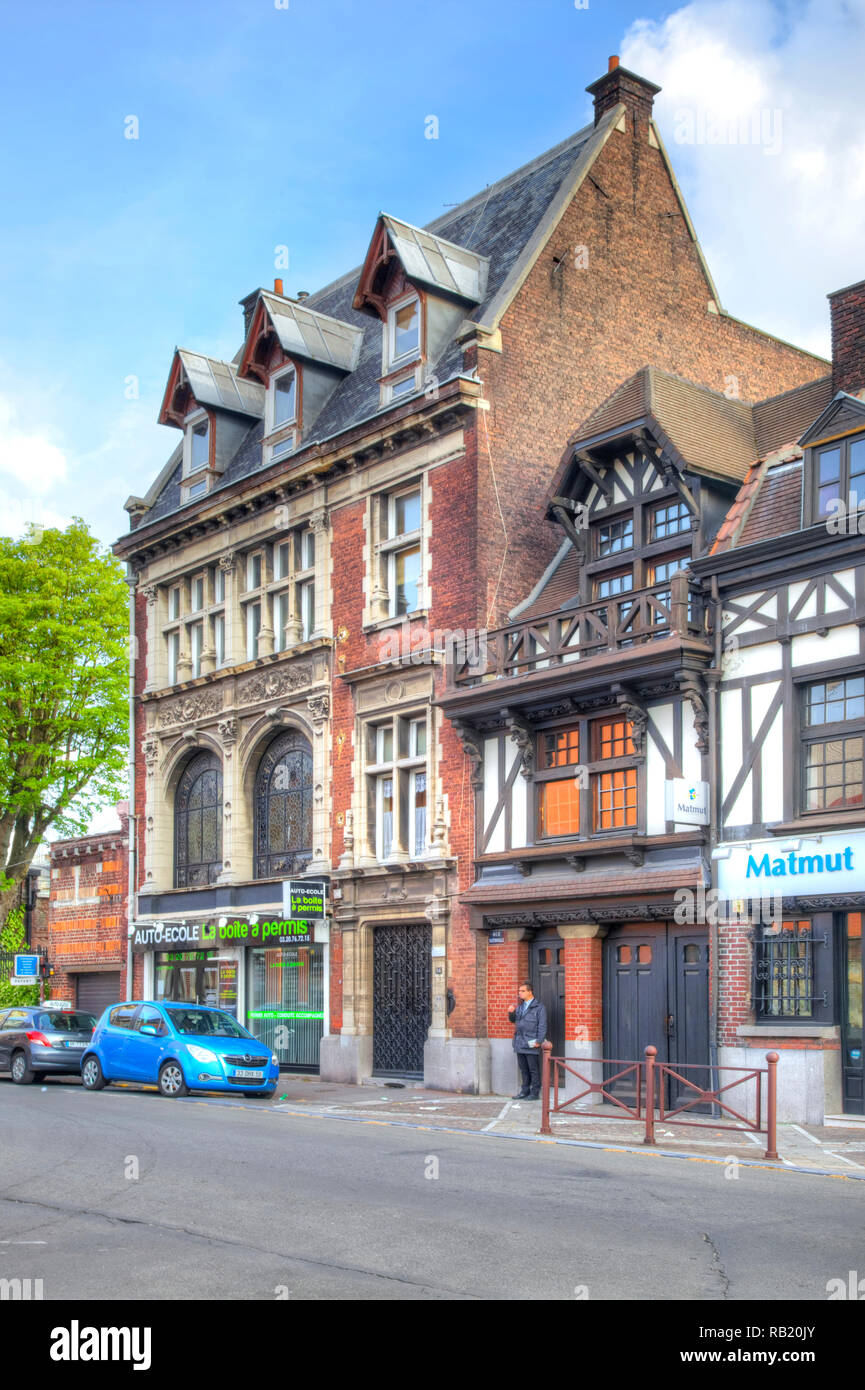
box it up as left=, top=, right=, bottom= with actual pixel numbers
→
left=135, top=119, right=604, bottom=528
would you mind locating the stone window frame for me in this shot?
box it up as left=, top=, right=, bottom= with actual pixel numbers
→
left=362, top=708, right=430, bottom=865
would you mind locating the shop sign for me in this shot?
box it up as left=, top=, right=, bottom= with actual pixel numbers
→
left=716, top=828, right=865, bottom=898
left=133, top=918, right=315, bottom=952
left=665, top=779, right=710, bottom=825
left=283, top=879, right=327, bottom=920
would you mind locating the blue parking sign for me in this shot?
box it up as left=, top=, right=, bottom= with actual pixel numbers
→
left=13, top=954, right=39, bottom=978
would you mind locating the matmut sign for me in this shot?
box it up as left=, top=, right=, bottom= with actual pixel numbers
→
left=717, top=830, right=865, bottom=898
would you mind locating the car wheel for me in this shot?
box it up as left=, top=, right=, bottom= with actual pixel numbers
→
left=10, top=1052, right=35, bottom=1085
left=81, top=1056, right=107, bottom=1090
left=158, top=1062, right=188, bottom=1098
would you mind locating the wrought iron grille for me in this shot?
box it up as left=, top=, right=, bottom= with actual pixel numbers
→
left=372, top=922, right=431, bottom=1077
left=254, top=729, right=313, bottom=880
left=175, top=752, right=223, bottom=888
left=753, top=920, right=829, bottom=1018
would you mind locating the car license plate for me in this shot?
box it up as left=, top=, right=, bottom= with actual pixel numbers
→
left=65, top=1042, right=86, bottom=1049
left=232, top=1068, right=264, bottom=1080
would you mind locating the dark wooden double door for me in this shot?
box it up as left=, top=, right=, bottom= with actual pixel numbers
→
left=604, top=924, right=709, bottom=1109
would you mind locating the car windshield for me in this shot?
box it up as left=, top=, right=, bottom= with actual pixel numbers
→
left=35, top=1012, right=95, bottom=1032
left=164, top=1008, right=251, bottom=1039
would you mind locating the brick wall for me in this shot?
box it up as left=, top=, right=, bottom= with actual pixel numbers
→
left=474, top=110, right=828, bottom=627
left=829, top=278, right=865, bottom=395
left=48, top=814, right=130, bottom=1004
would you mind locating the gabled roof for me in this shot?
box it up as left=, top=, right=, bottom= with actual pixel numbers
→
left=357, top=214, right=490, bottom=308
left=243, top=291, right=363, bottom=374
left=136, top=116, right=608, bottom=523
left=797, top=389, right=865, bottom=448
left=551, top=366, right=759, bottom=501
left=159, top=349, right=264, bottom=428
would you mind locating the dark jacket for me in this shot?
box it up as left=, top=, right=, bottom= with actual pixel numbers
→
left=508, top=996, right=548, bottom=1053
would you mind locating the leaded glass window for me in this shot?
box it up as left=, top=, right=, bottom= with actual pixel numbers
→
left=175, top=752, right=223, bottom=888
left=254, top=730, right=313, bottom=879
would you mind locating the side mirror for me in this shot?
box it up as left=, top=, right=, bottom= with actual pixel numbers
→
left=139, top=1025, right=159, bottom=1037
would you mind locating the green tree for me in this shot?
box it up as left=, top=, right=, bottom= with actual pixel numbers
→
left=0, top=519, right=129, bottom=921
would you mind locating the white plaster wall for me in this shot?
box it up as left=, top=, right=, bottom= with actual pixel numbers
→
left=792, top=625, right=859, bottom=667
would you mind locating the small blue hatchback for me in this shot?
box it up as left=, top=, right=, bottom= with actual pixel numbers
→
left=81, top=1001, right=279, bottom=1098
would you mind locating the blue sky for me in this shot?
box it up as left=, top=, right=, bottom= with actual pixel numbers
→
left=1, top=0, right=864, bottom=547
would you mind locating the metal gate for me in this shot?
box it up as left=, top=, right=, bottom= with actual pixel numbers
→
left=372, top=922, right=431, bottom=1078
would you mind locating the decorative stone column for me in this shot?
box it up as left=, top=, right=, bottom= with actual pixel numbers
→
left=142, top=585, right=159, bottom=692
left=218, top=552, right=237, bottom=664
left=216, top=717, right=238, bottom=884
left=308, top=507, right=330, bottom=639
left=307, top=693, right=331, bottom=874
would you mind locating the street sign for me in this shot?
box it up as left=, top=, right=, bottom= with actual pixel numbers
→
left=11, top=954, right=40, bottom=984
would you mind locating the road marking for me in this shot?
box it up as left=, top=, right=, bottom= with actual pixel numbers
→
left=823, top=1149, right=865, bottom=1169
left=0, top=1240, right=47, bottom=1245
left=791, top=1123, right=823, bottom=1146
left=483, top=1099, right=514, bottom=1132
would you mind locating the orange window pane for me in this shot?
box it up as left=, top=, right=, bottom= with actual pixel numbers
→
left=596, top=719, right=635, bottom=759
left=539, top=778, right=580, bottom=836
left=542, top=727, right=580, bottom=768
left=637, top=944, right=652, bottom=963
left=617, top=945, right=632, bottom=963
left=595, top=768, right=638, bottom=829
left=849, top=913, right=862, bottom=938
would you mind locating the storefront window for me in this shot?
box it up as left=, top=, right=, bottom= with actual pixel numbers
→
left=155, top=950, right=236, bottom=1010
left=248, top=943, right=324, bottom=1070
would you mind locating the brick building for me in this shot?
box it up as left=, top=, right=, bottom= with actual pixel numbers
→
left=114, top=58, right=827, bottom=1090
left=444, top=276, right=865, bottom=1121
left=47, top=806, right=131, bottom=1015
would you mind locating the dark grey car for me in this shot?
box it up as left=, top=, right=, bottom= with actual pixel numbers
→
left=0, top=1006, right=96, bottom=1084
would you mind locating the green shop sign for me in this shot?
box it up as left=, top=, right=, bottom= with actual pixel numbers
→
left=248, top=1010, right=325, bottom=1020
left=200, top=919, right=313, bottom=946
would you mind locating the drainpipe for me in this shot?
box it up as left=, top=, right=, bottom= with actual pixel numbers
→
left=707, top=573, right=723, bottom=1097
left=126, top=568, right=138, bottom=1003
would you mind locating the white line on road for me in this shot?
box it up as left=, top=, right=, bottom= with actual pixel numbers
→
left=483, top=1099, right=514, bottom=1131
left=791, top=1124, right=823, bottom=1146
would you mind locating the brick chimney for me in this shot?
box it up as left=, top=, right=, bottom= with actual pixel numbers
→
left=828, top=278, right=865, bottom=395
left=586, top=55, right=660, bottom=133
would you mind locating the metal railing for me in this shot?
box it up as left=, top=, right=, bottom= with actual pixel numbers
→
left=448, top=572, right=706, bottom=687
left=539, top=1041, right=780, bottom=1160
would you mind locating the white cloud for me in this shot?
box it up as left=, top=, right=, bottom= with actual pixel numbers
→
left=0, top=395, right=68, bottom=494
left=621, top=0, right=865, bottom=357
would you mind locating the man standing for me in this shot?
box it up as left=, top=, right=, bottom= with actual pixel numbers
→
left=508, top=981, right=548, bottom=1100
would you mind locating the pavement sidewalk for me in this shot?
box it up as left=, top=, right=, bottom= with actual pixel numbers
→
left=266, top=1074, right=865, bottom=1177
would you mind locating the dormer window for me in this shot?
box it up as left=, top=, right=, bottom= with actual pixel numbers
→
left=812, top=434, right=865, bottom=518
left=182, top=410, right=212, bottom=501
left=388, top=296, right=420, bottom=368
left=265, top=365, right=298, bottom=462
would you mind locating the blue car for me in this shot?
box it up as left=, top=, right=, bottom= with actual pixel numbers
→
left=80, top=1001, right=279, bottom=1099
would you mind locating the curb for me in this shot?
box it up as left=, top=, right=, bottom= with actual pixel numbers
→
left=179, top=1094, right=862, bottom=1181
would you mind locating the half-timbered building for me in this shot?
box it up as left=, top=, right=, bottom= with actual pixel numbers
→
left=693, top=279, right=865, bottom=1122
left=114, top=57, right=827, bottom=1090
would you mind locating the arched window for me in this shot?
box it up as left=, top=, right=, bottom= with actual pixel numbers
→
left=175, top=752, right=223, bottom=888
left=254, top=729, right=313, bottom=879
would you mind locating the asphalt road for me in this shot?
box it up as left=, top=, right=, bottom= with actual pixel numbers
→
left=1, top=1076, right=863, bottom=1301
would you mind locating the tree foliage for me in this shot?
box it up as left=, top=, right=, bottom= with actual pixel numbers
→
left=0, top=520, right=129, bottom=895
left=0, top=905, right=42, bottom=1007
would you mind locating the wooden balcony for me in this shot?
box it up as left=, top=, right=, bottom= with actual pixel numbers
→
left=446, top=573, right=707, bottom=689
